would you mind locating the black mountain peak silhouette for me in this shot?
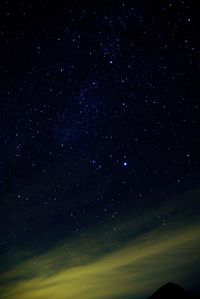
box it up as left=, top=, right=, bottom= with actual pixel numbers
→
left=147, top=282, right=200, bottom=299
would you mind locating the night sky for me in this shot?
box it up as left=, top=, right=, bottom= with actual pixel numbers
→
left=0, top=1, right=200, bottom=298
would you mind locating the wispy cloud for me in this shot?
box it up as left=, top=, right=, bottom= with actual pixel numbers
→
left=1, top=189, right=200, bottom=299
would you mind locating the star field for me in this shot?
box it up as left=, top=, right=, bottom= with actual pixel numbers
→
left=0, top=1, right=200, bottom=298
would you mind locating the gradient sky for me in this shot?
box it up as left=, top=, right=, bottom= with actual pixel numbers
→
left=1, top=189, right=200, bottom=298
left=0, top=1, right=200, bottom=298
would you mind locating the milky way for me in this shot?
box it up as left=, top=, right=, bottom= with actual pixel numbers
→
left=0, top=1, right=200, bottom=298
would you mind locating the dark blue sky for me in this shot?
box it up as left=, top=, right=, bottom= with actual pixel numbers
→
left=0, top=1, right=200, bottom=298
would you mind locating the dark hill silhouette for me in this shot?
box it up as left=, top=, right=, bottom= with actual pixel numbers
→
left=147, top=282, right=200, bottom=299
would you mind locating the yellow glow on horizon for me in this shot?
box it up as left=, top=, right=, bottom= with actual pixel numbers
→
left=1, top=190, right=200, bottom=299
